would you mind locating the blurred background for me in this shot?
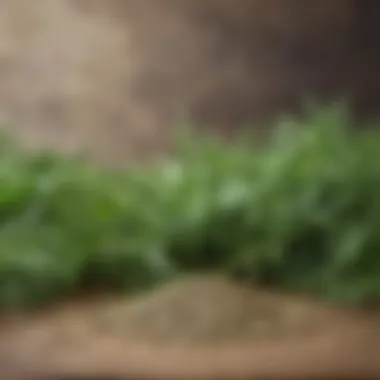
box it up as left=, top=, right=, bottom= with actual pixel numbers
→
left=1, top=2, right=380, bottom=379
left=0, top=0, right=379, bottom=163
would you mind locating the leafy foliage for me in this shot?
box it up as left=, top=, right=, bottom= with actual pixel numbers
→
left=0, top=105, right=379, bottom=309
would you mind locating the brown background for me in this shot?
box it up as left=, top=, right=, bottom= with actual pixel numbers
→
left=0, top=0, right=379, bottom=163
